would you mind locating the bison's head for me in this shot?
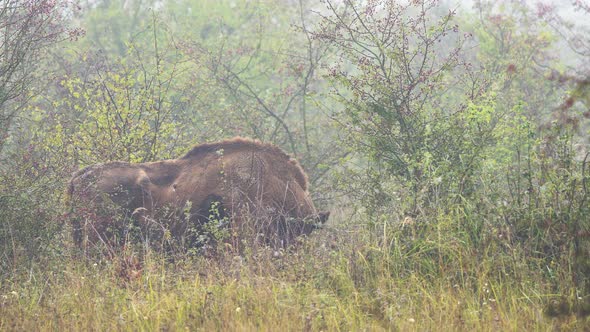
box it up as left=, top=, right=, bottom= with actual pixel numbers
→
left=279, top=210, right=330, bottom=246
left=318, top=211, right=330, bottom=225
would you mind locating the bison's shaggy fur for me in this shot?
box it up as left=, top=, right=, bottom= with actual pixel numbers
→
left=67, top=137, right=329, bottom=253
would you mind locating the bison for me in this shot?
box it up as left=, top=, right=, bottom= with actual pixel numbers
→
left=67, top=137, right=329, bottom=253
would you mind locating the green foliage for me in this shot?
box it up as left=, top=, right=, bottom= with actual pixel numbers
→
left=466, top=0, right=563, bottom=123
left=37, top=24, right=197, bottom=165
left=315, top=0, right=495, bottom=214
left=0, top=0, right=79, bottom=151
left=315, top=0, right=590, bottom=312
left=78, top=0, right=158, bottom=56
left=54, top=67, right=179, bottom=163
left=0, top=144, right=66, bottom=275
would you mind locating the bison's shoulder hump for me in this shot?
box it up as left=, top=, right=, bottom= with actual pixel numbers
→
left=182, top=137, right=288, bottom=160
left=182, top=137, right=310, bottom=191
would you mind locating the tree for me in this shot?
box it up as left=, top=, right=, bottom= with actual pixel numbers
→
left=313, top=0, right=487, bottom=215
left=0, top=0, right=81, bottom=153
left=39, top=17, right=195, bottom=167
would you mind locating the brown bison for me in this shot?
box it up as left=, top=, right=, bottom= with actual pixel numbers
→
left=67, top=137, right=329, bottom=252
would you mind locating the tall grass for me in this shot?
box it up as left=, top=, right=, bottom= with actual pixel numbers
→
left=1, top=210, right=587, bottom=331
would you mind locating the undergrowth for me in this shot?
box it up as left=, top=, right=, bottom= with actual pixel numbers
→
left=1, top=211, right=588, bottom=331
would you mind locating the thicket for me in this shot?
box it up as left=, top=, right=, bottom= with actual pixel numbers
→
left=1, top=0, right=589, bottom=329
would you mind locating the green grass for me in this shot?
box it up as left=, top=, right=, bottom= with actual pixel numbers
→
left=1, top=213, right=588, bottom=331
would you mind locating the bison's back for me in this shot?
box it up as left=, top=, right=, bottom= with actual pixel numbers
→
left=175, top=147, right=317, bottom=221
